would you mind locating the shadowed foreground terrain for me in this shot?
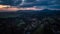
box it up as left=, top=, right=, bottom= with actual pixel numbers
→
left=0, top=9, right=60, bottom=34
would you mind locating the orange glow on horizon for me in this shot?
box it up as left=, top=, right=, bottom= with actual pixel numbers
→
left=0, top=5, right=44, bottom=12
left=0, top=5, right=11, bottom=8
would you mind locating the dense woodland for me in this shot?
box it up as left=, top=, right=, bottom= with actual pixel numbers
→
left=0, top=9, right=60, bottom=34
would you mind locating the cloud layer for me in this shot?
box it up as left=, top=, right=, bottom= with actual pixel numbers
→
left=0, top=0, right=60, bottom=9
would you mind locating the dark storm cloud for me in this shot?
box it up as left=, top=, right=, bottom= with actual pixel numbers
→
left=0, top=0, right=60, bottom=9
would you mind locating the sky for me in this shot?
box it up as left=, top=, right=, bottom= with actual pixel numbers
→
left=0, top=0, right=60, bottom=9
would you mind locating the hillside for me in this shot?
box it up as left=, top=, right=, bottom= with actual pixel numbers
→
left=0, top=9, right=60, bottom=34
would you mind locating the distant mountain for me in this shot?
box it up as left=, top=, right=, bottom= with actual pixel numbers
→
left=0, top=9, right=60, bottom=18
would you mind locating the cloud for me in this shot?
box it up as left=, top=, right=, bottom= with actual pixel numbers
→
left=0, top=5, right=44, bottom=11
left=0, top=1, right=3, bottom=2
left=0, top=0, right=60, bottom=9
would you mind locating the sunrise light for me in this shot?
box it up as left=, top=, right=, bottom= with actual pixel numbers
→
left=0, top=5, right=44, bottom=11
